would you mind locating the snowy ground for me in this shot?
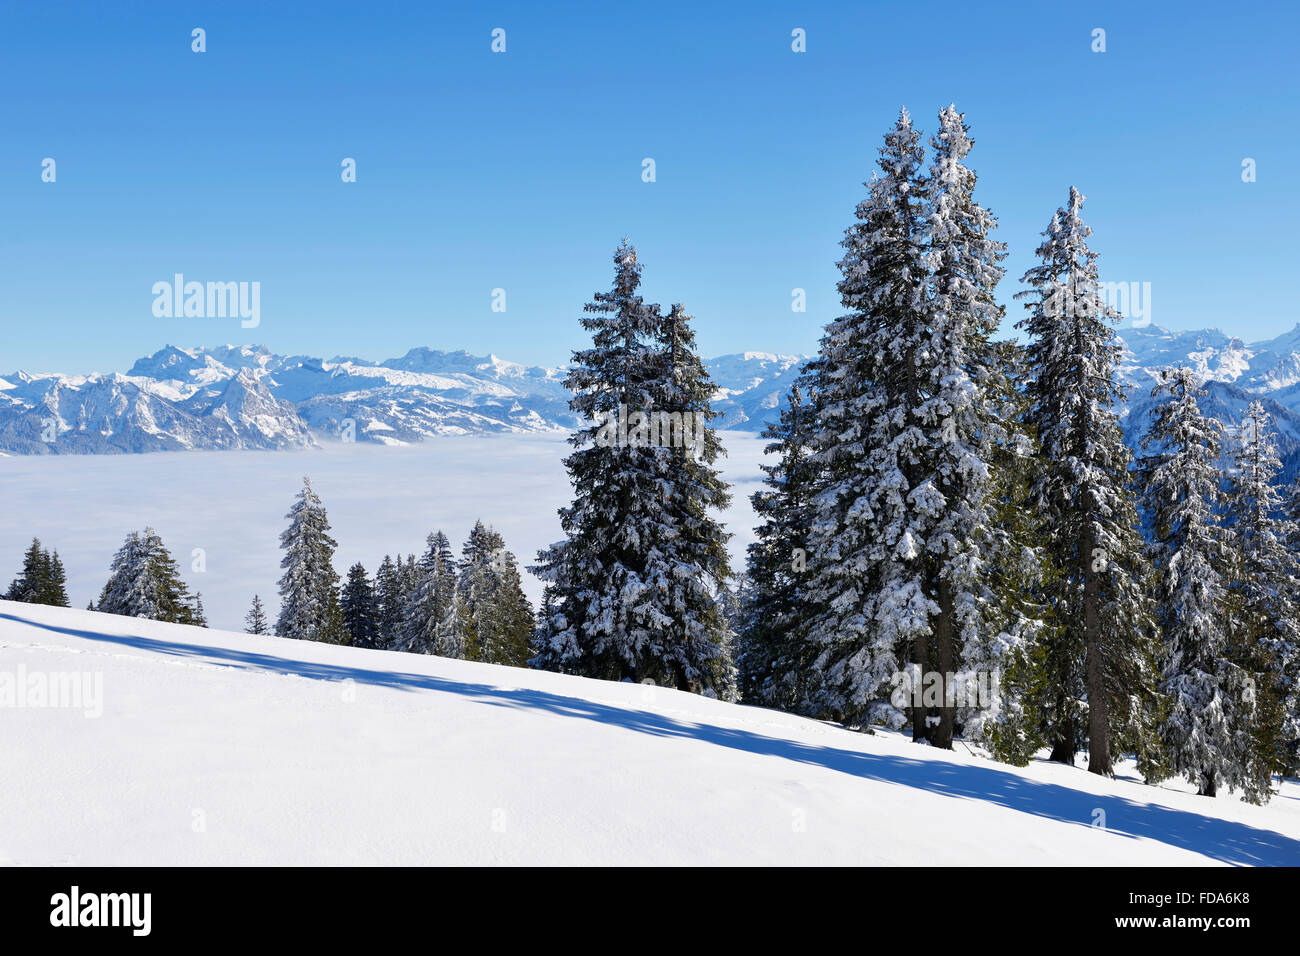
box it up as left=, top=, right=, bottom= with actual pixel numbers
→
left=0, top=432, right=769, bottom=631
left=2, top=600, right=1298, bottom=866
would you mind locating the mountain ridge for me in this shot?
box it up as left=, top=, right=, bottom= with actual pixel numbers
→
left=3, top=326, right=1300, bottom=475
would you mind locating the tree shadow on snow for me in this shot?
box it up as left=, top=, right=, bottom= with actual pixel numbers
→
left=8, top=610, right=1299, bottom=866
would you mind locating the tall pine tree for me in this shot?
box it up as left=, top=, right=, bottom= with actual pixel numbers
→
left=1015, top=186, right=1159, bottom=776
left=1224, top=400, right=1300, bottom=792
left=1139, top=368, right=1249, bottom=797
left=534, top=242, right=733, bottom=694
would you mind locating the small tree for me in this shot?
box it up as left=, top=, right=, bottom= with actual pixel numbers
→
left=276, top=476, right=346, bottom=643
left=98, top=528, right=203, bottom=625
left=341, top=563, right=380, bottom=649
left=245, top=595, right=270, bottom=635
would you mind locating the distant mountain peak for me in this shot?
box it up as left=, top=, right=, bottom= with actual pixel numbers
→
left=4, top=332, right=1300, bottom=469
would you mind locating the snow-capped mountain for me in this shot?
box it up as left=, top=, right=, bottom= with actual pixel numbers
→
left=4, top=325, right=1300, bottom=462
left=0, top=345, right=802, bottom=454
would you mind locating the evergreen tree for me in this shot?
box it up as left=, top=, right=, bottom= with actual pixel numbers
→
left=1224, top=400, right=1300, bottom=792
left=533, top=241, right=734, bottom=695
left=341, top=562, right=380, bottom=649
left=5, top=538, right=69, bottom=607
left=189, top=592, right=208, bottom=628
left=275, top=476, right=346, bottom=643
left=970, top=340, right=1052, bottom=764
left=44, top=552, right=69, bottom=607
left=399, top=535, right=458, bottom=655
left=914, top=104, right=1011, bottom=747
left=374, top=555, right=404, bottom=648
left=245, top=594, right=270, bottom=635
left=1015, top=186, right=1159, bottom=776
left=5, top=538, right=46, bottom=602
left=801, top=109, right=929, bottom=729
left=98, top=528, right=204, bottom=625
left=1139, top=368, right=1248, bottom=797
left=800, top=106, right=1011, bottom=744
left=647, top=301, right=737, bottom=697
left=456, top=522, right=534, bottom=666
left=740, top=380, right=819, bottom=711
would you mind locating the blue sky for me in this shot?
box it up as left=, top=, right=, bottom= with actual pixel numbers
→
left=1, top=0, right=1296, bottom=373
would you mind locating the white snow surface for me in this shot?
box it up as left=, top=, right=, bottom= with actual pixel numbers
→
left=2, top=599, right=1297, bottom=866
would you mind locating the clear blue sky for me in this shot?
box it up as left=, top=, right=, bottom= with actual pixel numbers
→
left=2, top=0, right=1296, bottom=373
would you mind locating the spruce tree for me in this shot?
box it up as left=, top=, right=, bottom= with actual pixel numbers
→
left=189, top=592, right=208, bottom=628
left=801, top=106, right=1011, bottom=743
left=800, top=109, right=930, bottom=728
left=914, top=104, right=1010, bottom=747
left=5, top=538, right=69, bottom=607
left=646, top=301, right=737, bottom=697
left=245, top=595, right=270, bottom=635
left=534, top=241, right=734, bottom=695
left=44, top=552, right=69, bottom=607
left=341, top=562, right=380, bottom=649
left=740, top=380, right=819, bottom=711
left=1224, top=400, right=1300, bottom=793
left=275, top=476, right=345, bottom=642
left=1015, top=186, right=1159, bottom=776
left=970, top=339, right=1051, bottom=764
left=5, top=538, right=45, bottom=602
left=374, top=555, right=404, bottom=648
left=456, top=522, right=534, bottom=666
left=98, top=528, right=203, bottom=625
left=1139, top=368, right=1248, bottom=796
left=400, top=534, right=458, bottom=655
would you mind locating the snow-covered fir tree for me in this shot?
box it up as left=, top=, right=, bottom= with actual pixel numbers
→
left=275, top=476, right=347, bottom=643
left=400, top=533, right=458, bottom=656
left=1138, top=368, right=1251, bottom=797
left=1224, top=400, right=1300, bottom=792
left=341, top=562, right=380, bottom=649
left=190, top=592, right=208, bottom=628
left=1015, top=186, right=1159, bottom=777
left=740, top=379, right=820, bottom=711
left=911, top=104, right=1011, bottom=747
left=374, top=555, right=404, bottom=648
left=800, top=106, right=1010, bottom=745
left=644, top=301, right=737, bottom=697
left=800, top=108, right=930, bottom=729
left=533, top=242, right=735, bottom=695
left=969, top=339, right=1050, bottom=764
left=98, top=528, right=204, bottom=625
left=244, top=594, right=269, bottom=635
left=456, top=522, right=534, bottom=666
left=5, top=538, right=70, bottom=607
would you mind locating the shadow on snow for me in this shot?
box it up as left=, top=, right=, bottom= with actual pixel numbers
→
left=7, top=611, right=1298, bottom=866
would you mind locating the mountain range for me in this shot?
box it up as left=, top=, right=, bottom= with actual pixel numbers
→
left=3, top=325, right=1299, bottom=479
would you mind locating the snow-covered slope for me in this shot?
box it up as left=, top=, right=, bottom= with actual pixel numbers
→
left=2, top=600, right=1297, bottom=866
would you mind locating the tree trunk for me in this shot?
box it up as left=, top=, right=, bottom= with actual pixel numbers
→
left=912, top=626, right=931, bottom=744
left=1049, top=732, right=1075, bottom=765
left=1198, top=772, right=1217, bottom=798
left=1084, top=528, right=1112, bottom=776
left=933, top=577, right=955, bottom=749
